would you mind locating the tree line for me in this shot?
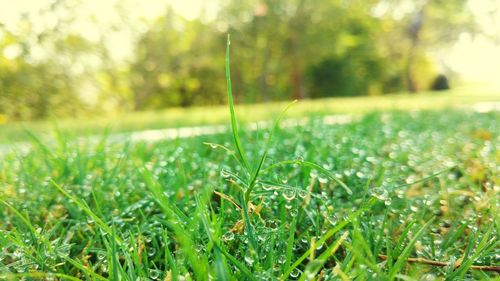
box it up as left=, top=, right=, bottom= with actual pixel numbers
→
left=0, top=0, right=477, bottom=121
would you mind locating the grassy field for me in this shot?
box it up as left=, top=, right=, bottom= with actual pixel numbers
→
left=1, top=83, right=499, bottom=144
left=0, top=107, right=498, bottom=280
left=1, top=42, right=499, bottom=279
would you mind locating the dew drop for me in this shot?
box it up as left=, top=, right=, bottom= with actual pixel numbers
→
left=149, top=269, right=161, bottom=280
left=97, top=252, right=106, bottom=261
left=222, top=232, right=235, bottom=241
left=290, top=268, right=301, bottom=278
left=147, top=247, right=156, bottom=257
left=244, top=255, right=254, bottom=266
left=282, top=189, right=296, bottom=201
left=410, top=205, right=419, bottom=212
left=310, top=170, right=318, bottom=179
left=297, top=190, right=307, bottom=198
left=370, top=188, right=388, bottom=201
left=220, top=170, right=231, bottom=178
left=262, top=184, right=274, bottom=191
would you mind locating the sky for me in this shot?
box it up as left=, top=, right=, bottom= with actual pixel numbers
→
left=0, top=0, right=217, bottom=61
left=1, top=0, right=499, bottom=88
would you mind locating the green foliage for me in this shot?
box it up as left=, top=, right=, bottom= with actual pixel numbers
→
left=0, top=0, right=481, bottom=121
left=130, top=9, right=226, bottom=110
left=0, top=31, right=82, bottom=120
left=0, top=60, right=81, bottom=120
left=307, top=53, right=384, bottom=97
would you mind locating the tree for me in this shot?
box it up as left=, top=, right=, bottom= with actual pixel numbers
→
left=129, top=8, right=226, bottom=110
left=219, top=0, right=389, bottom=99
left=0, top=24, right=83, bottom=120
left=374, top=0, right=475, bottom=92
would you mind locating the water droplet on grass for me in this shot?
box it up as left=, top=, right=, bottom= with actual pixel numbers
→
left=370, top=188, right=388, bottom=201
left=97, top=252, right=106, bottom=261
left=149, top=269, right=161, bottom=279
left=222, top=232, right=234, bottom=241
left=147, top=247, right=156, bottom=257
left=244, top=255, right=254, bottom=266
left=310, top=170, right=318, bottom=179
left=282, top=189, right=296, bottom=201
left=220, top=170, right=231, bottom=178
left=262, top=184, right=274, bottom=191
left=297, top=190, right=307, bottom=198
left=290, top=268, right=301, bottom=278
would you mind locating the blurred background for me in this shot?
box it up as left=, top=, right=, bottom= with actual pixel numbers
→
left=0, top=0, right=499, bottom=123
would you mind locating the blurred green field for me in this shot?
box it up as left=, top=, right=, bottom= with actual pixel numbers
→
left=1, top=86, right=499, bottom=144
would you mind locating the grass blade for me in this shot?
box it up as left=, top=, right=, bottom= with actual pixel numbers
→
left=225, top=34, right=250, bottom=173
left=240, top=192, right=259, bottom=254
left=447, top=224, right=495, bottom=280
left=246, top=100, right=297, bottom=201
left=281, top=199, right=374, bottom=280
left=284, top=217, right=297, bottom=273
left=261, top=159, right=352, bottom=195
left=1, top=272, right=82, bottom=281
left=299, top=231, right=349, bottom=281
left=216, top=244, right=257, bottom=281
left=389, top=217, right=435, bottom=280
left=50, top=180, right=121, bottom=244
left=64, top=256, right=108, bottom=280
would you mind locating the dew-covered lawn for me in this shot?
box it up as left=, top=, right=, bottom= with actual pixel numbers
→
left=0, top=109, right=498, bottom=280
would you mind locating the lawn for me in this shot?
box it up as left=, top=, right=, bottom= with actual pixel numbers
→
left=0, top=42, right=498, bottom=280
left=0, top=107, right=498, bottom=280
left=0, top=83, right=499, bottom=144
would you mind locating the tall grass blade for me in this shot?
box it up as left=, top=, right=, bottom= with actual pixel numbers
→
left=225, top=34, right=250, bottom=173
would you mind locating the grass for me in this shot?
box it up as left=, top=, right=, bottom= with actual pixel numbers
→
left=0, top=37, right=499, bottom=280
left=0, top=110, right=498, bottom=280
left=0, top=83, right=499, bottom=144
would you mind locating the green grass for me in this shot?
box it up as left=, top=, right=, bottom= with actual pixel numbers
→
left=0, top=39, right=498, bottom=279
left=1, top=109, right=498, bottom=280
left=1, top=84, right=499, bottom=144
left=0, top=106, right=500, bottom=280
